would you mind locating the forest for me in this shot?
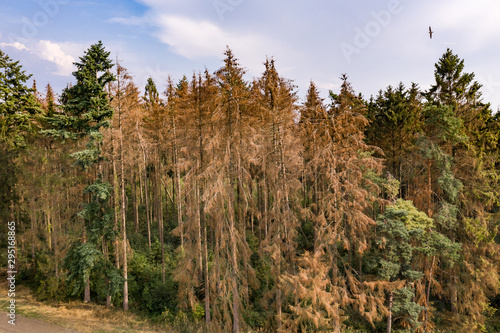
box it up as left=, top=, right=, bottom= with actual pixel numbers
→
left=1, top=41, right=500, bottom=333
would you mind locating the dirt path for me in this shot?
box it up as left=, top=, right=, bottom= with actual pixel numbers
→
left=0, top=312, right=81, bottom=333
left=0, top=280, right=162, bottom=333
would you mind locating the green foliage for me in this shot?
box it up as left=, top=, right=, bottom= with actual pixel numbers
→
left=371, top=199, right=459, bottom=330
left=78, top=179, right=116, bottom=242
left=375, top=200, right=425, bottom=281
left=434, top=202, right=459, bottom=230
left=63, top=242, right=103, bottom=296
left=128, top=247, right=179, bottom=318
left=0, top=49, right=41, bottom=148
left=0, top=49, right=41, bottom=237
left=392, top=287, right=425, bottom=328
left=425, top=48, right=482, bottom=108
left=42, top=41, right=115, bottom=168
left=385, top=199, right=434, bottom=231
left=38, top=41, right=120, bottom=307
left=423, top=105, right=467, bottom=145
left=364, top=82, right=421, bottom=189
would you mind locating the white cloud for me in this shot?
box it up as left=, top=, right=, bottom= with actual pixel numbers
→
left=0, top=42, right=29, bottom=51
left=36, top=40, right=75, bottom=76
left=108, top=16, right=147, bottom=26
left=148, top=14, right=296, bottom=77
left=153, top=15, right=251, bottom=59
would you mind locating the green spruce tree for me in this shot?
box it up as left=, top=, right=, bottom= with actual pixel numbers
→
left=43, top=41, right=119, bottom=303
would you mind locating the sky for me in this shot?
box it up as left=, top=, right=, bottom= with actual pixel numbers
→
left=1, top=0, right=500, bottom=110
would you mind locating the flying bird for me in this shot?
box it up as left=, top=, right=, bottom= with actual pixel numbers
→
left=429, top=26, right=433, bottom=39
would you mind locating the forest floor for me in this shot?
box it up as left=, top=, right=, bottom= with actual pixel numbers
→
left=0, top=278, right=164, bottom=333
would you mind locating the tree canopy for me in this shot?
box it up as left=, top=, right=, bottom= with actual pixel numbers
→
left=4, top=45, right=500, bottom=333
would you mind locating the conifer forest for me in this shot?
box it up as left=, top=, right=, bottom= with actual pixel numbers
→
left=2, top=42, right=500, bottom=332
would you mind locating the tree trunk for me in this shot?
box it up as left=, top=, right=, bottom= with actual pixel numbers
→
left=104, top=238, right=112, bottom=308
left=112, top=153, right=120, bottom=269
left=145, top=165, right=151, bottom=249
left=160, top=174, right=165, bottom=284
left=172, top=110, right=183, bottom=249
left=84, top=279, right=91, bottom=303
left=115, top=63, right=129, bottom=311
left=387, top=291, right=393, bottom=333
left=132, top=170, right=139, bottom=233
left=82, top=226, right=91, bottom=303
left=54, top=201, right=60, bottom=279
left=138, top=127, right=151, bottom=249
left=450, top=271, right=458, bottom=315
left=424, top=255, right=436, bottom=330
left=200, top=184, right=211, bottom=325
left=276, top=252, right=282, bottom=332
left=427, top=159, right=432, bottom=217
left=120, top=130, right=129, bottom=311
left=231, top=226, right=240, bottom=333
left=155, top=156, right=165, bottom=283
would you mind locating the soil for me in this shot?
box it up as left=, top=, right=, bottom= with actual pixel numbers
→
left=0, top=313, right=81, bottom=333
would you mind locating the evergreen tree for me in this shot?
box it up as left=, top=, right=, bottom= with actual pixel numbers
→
left=109, top=61, right=142, bottom=310
left=369, top=199, right=459, bottom=332
left=0, top=49, right=40, bottom=257
left=250, top=58, right=301, bottom=331
left=298, top=81, right=328, bottom=252
left=0, top=49, right=40, bottom=148
left=284, top=75, right=384, bottom=331
left=364, top=82, right=422, bottom=198
left=173, top=72, right=217, bottom=325
left=209, top=47, right=253, bottom=332
left=423, top=49, right=500, bottom=330
left=43, top=41, right=118, bottom=303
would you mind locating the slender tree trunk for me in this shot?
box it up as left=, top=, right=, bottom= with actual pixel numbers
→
left=427, top=159, right=432, bottom=217
left=202, top=200, right=210, bottom=325
left=450, top=271, right=458, bottom=315
left=144, top=163, right=151, bottom=249
left=104, top=238, right=112, bottom=308
left=132, top=171, right=139, bottom=233
left=257, top=177, right=262, bottom=246
left=46, top=208, right=52, bottom=251
left=276, top=252, right=282, bottom=332
left=84, top=279, right=91, bottom=303
left=112, top=152, right=120, bottom=269
left=54, top=204, right=59, bottom=279
left=172, top=110, right=183, bottom=249
left=215, top=226, right=221, bottom=295
left=387, top=291, right=393, bottom=333
left=115, top=63, right=129, bottom=311
left=155, top=154, right=165, bottom=283
left=160, top=174, right=165, bottom=284
left=196, top=181, right=203, bottom=282
left=231, top=217, right=240, bottom=333
left=119, top=116, right=129, bottom=311
left=424, top=255, right=436, bottom=330
left=263, top=164, right=268, bottom=240
left=138, top=127, right=151, bottom=249
left=313, top=166, right=319, bottom=252
left=83, top=228, right=91, bottom=303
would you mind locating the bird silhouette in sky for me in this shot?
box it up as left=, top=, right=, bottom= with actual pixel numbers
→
left=429, top=26, right=434, bottom=39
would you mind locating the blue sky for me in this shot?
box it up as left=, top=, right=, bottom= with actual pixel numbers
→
left=1, top=0, right=500, bottom=110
